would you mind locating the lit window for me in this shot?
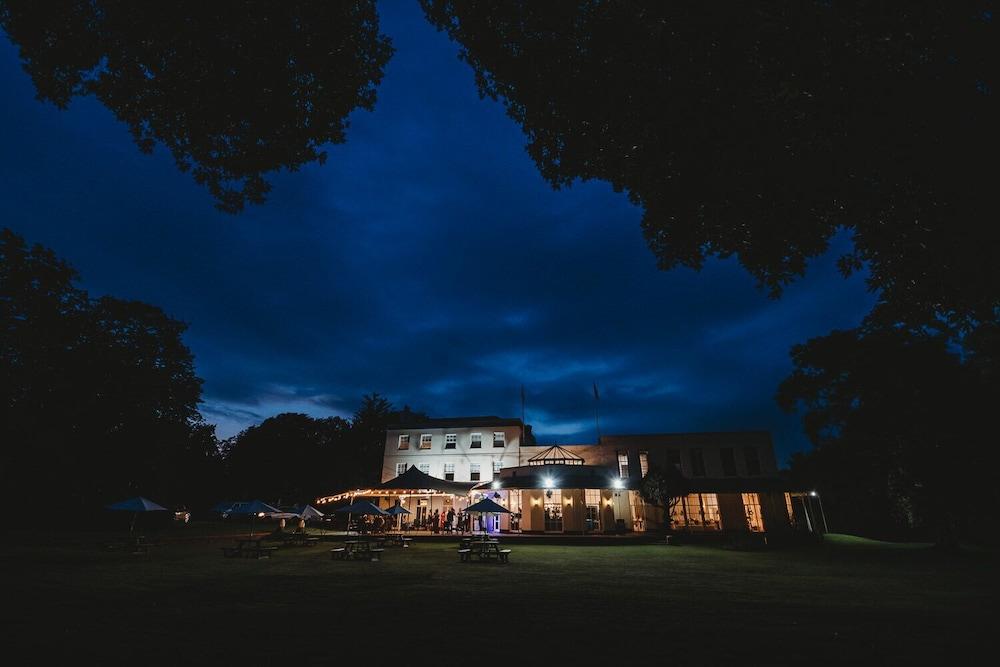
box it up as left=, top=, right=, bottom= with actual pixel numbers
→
left=639, top=450, right=649, bottom=478
left=444, top=463, right=455, bottom=481
left=493, top=432, right=505, bottom=447
left=470, top=463, right=481, bottom=481
left=419, top=434, right=433, bottom=450
left=742, top=493, right=765, bottom=531
left=398, top=434, right=410, bottom=450
left=689, top=449, right=706, bottom=477
left=418, top=463, right=430, bottom=475
left=720, top=447, right=738, bottom=476
left=744, top=446, right=761, bottom=476
left=470, top=433, right=482, bottom=449
left=395, top=463, right=408, bottom=476
left=617, top=452, right=630, bottom=479
left=445, top=434, right=457, bottom=449
left=493, top=461, right=502, bottom=473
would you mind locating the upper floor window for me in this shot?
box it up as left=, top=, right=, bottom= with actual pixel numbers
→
left=493, top=432, right=505, bottom=447
left=617, top=452, right=630, bottom=479
left=419, top=434, right=433, bottom=450
left=744, top=446, right=761, bottom=476
left=493, top=460, right=502, bottom=473
left=395, top=463, right=408, bottom=476
left=444, top=463, right=455, bottom=481
left=418, top=463, right=430, bottom=475
left=666, top=449, right=681, bottom=470
left=397, top=434, right=410, bottom=450
left=690, top=448, right=706, bottom=477
left=639, top=450, right=649, bottom=478
left=445, top=434, right=457, bottom=449
left=470, top=463, right=481, bottom=481
left=720, top=447, right=738, bottom=476
left=470, top=433, right=482, bottom=448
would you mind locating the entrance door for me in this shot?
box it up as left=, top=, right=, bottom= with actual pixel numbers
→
left=544, top=490, right=563, bottom=532
left=585, top=505, right=600, bottom=533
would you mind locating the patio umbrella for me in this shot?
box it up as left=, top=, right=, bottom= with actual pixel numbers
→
left=334, top=500, right=387, bottom=534
left=228, top=500, right=281, bottom=539
left=384, top=502, right=410, bottom=530
left=464, top=497, right=510, bottom=536
left=105, top=496, right=169, bottom=534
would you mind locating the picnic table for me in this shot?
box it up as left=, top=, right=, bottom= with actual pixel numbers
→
left=458, top=537, right=511, bottom=563
left=331, top=538, right=385, bottom=562
left=278, top=532, right=320, bottom=547
left=221, top=539, right=279, bottom=559
left=382, top=533, right=413, bottom=548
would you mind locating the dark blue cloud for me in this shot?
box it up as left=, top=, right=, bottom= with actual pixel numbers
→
left=0, top=2, right=875, bottom=463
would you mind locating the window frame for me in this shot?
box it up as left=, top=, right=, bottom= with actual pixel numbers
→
left=419, top=434, right=433, bottom=450
left=444, top=433, right=457, bottom=449
left=493, top=431, right=506, bottom=448
left=470, top=433, right=482, bottom=449
left=397, top=434, right=410, bottom=450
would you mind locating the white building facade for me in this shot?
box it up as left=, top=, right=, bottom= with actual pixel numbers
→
left=381, top=417, right=524, bottom=485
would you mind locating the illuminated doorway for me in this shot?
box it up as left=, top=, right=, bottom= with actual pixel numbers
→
left=544, top=490, right=563, bottom=532
left=742, top=493, right=765, bottom=532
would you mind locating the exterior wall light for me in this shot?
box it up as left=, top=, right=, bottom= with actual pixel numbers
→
left=543, top=477, right=554, bottom=489
left=491, top=481, right=501, bottom=489
left=611, top=478, right=624, bottom=490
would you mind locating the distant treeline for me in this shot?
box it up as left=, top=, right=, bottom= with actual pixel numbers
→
left=0, top=228, right=416, bottom=515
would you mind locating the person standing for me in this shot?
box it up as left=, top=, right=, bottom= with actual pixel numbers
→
left=446, top=507, right=455, bottom=533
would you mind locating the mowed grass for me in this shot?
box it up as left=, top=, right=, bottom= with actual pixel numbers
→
left=1, top=529, right=993, bottom=664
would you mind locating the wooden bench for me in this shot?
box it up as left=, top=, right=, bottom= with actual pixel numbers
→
left=498, top=549, right=512, bottom=563
left=458, top=548, right=472, bottom=562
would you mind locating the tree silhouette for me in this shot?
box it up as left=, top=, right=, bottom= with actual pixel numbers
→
left=0, top=1, right=393, bottom=212
left=422, top=1, right=997, bottom=331
left=777, top=326, right=998, bottom=545
left=1, top=228, right=220, bottom=510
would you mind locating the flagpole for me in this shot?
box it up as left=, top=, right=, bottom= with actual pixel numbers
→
left=593, top=381, right=601, bottom=442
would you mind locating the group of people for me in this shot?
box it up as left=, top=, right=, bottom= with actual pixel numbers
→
left=414, top=507, right=463, bottom=533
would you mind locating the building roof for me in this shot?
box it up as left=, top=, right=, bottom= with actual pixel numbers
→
left=387, top=416, right=524, bottom=429
left=527, top=445, right=584, bottom=466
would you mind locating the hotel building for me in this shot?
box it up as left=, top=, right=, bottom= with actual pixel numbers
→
left=316, top=415, right=815, bottom=536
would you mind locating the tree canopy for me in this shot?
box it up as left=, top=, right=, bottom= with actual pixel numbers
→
left=422, top=1, right=997, bottom=331
left=0, top=0, right=393, bottom=212
left=0, top=228, right=220, bottom=510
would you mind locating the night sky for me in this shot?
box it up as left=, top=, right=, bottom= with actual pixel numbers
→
left=0, top=1, right=875, bottom=463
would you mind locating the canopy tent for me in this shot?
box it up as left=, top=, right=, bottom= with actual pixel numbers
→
left=377, top=465, right=478, bottom=495
left=211, top=500, right=239, bottom=514
left=105, top=496, right=169, bottom=534
left=334, top=500, right=387, bottom=515
left=289, top=504, right=325, bottom=521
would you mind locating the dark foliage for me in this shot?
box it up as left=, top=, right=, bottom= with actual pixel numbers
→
left=220, top=395, right=427, bottom=504
left=422, top=1, right=998, bottom=330
left=639, top=462, right=687, bottom=531
left=0, top=0, right=393, bottom=212
left=0, top=228, right=221, bottom=511
left=778, top=326, right=999, bottom=544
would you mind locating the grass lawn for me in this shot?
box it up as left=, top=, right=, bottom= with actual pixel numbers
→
left=2, top=528, right=992, bottom=664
